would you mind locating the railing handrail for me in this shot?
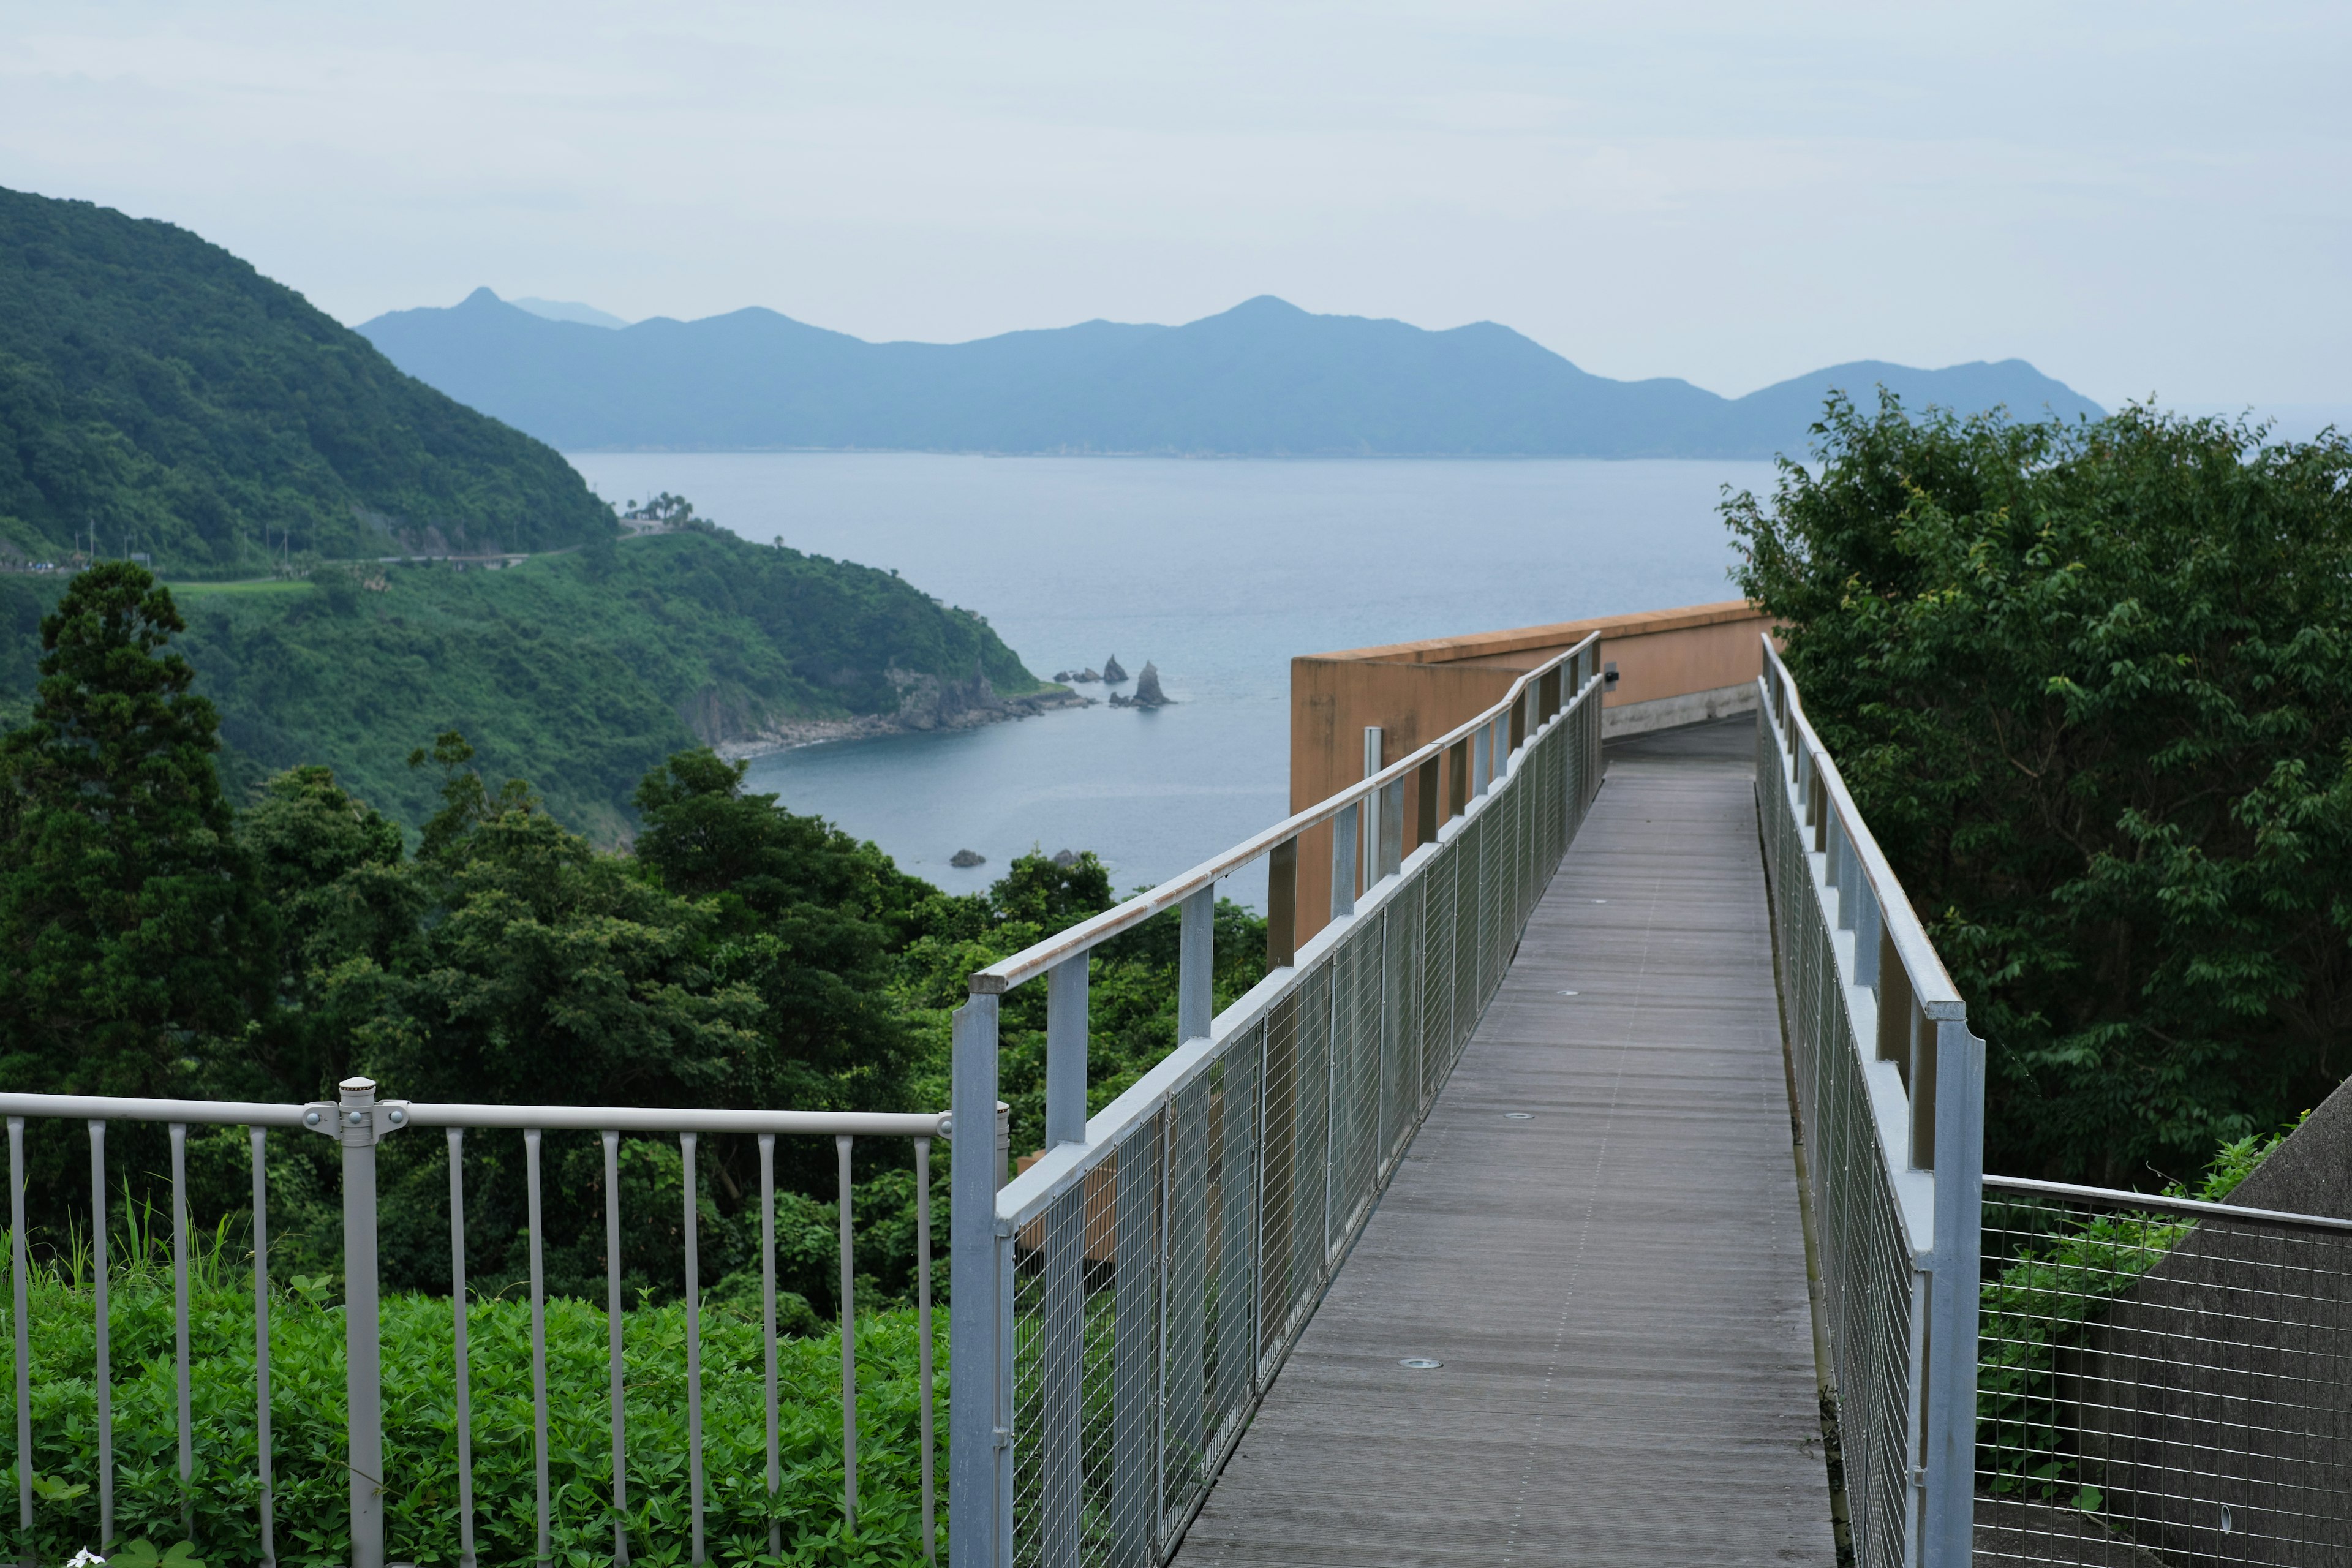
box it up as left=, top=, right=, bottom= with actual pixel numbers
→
left=0, top=1076, right=940, bottom=1568
left=992, top=672, right=1594, bottom=1233
left=1760, top=635, right=1967, bottom=1019
left=968, top=631, right=1599, bottom=993
left=1984, top=1173, right=2352, bottom=1235
left=0, top=1090, right=944, bottom=1139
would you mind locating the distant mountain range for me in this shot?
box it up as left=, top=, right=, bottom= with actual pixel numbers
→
left=358, top=289, right=2105, bottom=459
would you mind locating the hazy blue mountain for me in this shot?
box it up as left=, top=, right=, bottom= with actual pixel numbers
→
left=360, top=289, right=2106, bottom=458
left=511, top=296, right=630, bottom=328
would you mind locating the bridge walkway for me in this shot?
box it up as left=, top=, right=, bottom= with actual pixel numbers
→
left=1176, top=716, right=1838, bottom=1566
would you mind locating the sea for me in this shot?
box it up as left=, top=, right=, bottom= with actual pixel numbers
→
left=562, top=453, right=1777, bottom=906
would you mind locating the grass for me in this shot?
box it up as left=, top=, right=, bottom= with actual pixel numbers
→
left=0, top=1231, right=942, bottom=1567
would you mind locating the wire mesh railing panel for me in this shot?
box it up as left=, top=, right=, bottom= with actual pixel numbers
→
left=1159, top=1075, right=1216, bottom=1536
left=1976, top=1186, right=2352, bottom=1567
left=1257, top=956, right=1334, bottom=1371
left=1327, top=911, right=1385, bottom=1261
left=1477, top=799, right=1505, bottom=1001
left=1417, top=846, right=1455, bottom=1117
left=1010, top=1108, right=1165, bottom=1568
left=1455, top=814, right=1485, bottom=1067
left=1379, top=878, right=1422, bottom=1176
left=1200, top=1042, right=1261, bottom=1498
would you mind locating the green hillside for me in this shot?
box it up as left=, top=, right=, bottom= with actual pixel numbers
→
left=0, top=184, right=614, bottom=575
left=0, top=528, right=1058, bottom=841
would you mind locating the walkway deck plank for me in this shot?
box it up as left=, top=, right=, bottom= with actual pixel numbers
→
left=1176, top=717, right=1836, bottom=1567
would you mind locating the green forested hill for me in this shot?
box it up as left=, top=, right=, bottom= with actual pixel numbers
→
left=0, top=184, right=613, bottom=575
left=0, top=529, right=1056, bottom=840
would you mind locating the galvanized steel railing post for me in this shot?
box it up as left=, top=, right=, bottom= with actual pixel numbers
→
left=250, top=1126, right=276, bottom=1568
left=1179, top=885, right=1215, bottom=1042
left=88, top=1120, right=111, bottom=1550
left=1046, top=956, right=1090, bottom=1148
left=1922, top=1014, right=1985, bottom=1567
left=949, top=995, right=1005, bottom=1568
left=835, top=1134, right=858, bottom=1534
left=524, top=1125, right=551, bottom=1567
left=336, top=1078, right=386, bottom=1568
left=448, top=1128, right=478, bottom=1568
left=759, top=1133, right=780, bottom=1561
left=682, top=1131, right=707, bottom=1564
left=170, top=1121, right=192, bottom=1540
left=9, top=1116, right=28, bottom=1562
left=603, top=1128, right=630, bottom=1566
left=913, top=1137, right=938, bottom=1565
left=1330, top=802, right=1359, bottom=921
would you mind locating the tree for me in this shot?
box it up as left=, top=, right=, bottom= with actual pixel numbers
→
left=233, top=763, right=416, bottom=1098
left=0, top=562, right=263, bottom=1095
left=632, top=748, right=922, bottom=1126
left=1728, top=397, right=2352, bottom=1184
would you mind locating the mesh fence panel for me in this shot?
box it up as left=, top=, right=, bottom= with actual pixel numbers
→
left=1975, top=1187, right=2352, bottom=1567
left=1010, top=1109, right=1165, bottom=1568
left=1418, top=846, right=1456, bottom=1116
left=1327, top=912, right=1385, bottom=1260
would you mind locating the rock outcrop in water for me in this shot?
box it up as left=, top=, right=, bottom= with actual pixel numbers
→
left=1101, top=654, right=1128, bottom=684
left=949, top=848, right=986, bottom=868
left=1111, top=662, right=1171, bottom=709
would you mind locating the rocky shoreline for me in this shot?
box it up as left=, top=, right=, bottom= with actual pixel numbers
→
left=713, top=663, right=1088, bottom=760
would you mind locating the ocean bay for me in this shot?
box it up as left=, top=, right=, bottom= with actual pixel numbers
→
left=564, top=451, right=1775, bottom=902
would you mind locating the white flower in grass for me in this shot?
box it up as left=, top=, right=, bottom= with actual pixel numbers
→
left=67, top=1551, right=106, bottom=1567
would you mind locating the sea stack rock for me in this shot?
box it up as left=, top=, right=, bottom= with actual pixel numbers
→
left=1132, top=662, right=1169, bottom=707
left=949, top=848, right=986, bottom=868
left=1101, top=653, right=1128, bottom=684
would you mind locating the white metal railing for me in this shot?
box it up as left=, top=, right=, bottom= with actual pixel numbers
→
left=0, top=1084, right=944, bottom=1567
left=1755, top=637, right=1986, bottom=1568
left=948, top=635, right=1605, bottom=1567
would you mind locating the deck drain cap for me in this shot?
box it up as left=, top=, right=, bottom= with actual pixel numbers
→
left=1399, top=1357, right=1444, bottom=1370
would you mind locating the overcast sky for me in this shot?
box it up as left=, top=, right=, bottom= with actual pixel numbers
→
left=4, top=1, right=2346, bottom=409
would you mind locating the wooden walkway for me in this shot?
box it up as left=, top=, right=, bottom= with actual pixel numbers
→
left=1177, top=716, right=1837, bottom=1566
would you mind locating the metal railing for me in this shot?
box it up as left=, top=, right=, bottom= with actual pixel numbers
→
left=1756, top=639, right=1987, bottom=1568
left=0, top=1082, right=944, bottom=1567
left=1976, top=1175, right=2352, bottom=1566
left=948, top=635, right=1605, bottom=1567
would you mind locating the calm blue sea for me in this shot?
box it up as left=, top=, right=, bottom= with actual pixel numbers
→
left=562, top=453, right=1777, bottom=904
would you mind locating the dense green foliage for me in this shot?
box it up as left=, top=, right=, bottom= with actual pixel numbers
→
left=1731, top=398, right=2352, bottom=1183
left=0, top=529, right=1054, bottom=842
left=0, top=564, right=263, bottom=1096
left=0, top=1236, right=938, bottom=1567
left=0, top=184, right=614, bottom=574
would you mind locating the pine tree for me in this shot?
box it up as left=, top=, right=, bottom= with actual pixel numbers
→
left=0, top=562, right=263, bottom=1094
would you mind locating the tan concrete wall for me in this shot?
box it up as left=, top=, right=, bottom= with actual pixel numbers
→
left=1285, top=599, right=1773, bottom=944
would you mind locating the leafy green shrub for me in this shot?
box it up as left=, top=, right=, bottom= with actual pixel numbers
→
left=1731, top=398, right=2352, bottom=1184
left=0, top=1241, right=941, bottom=1567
